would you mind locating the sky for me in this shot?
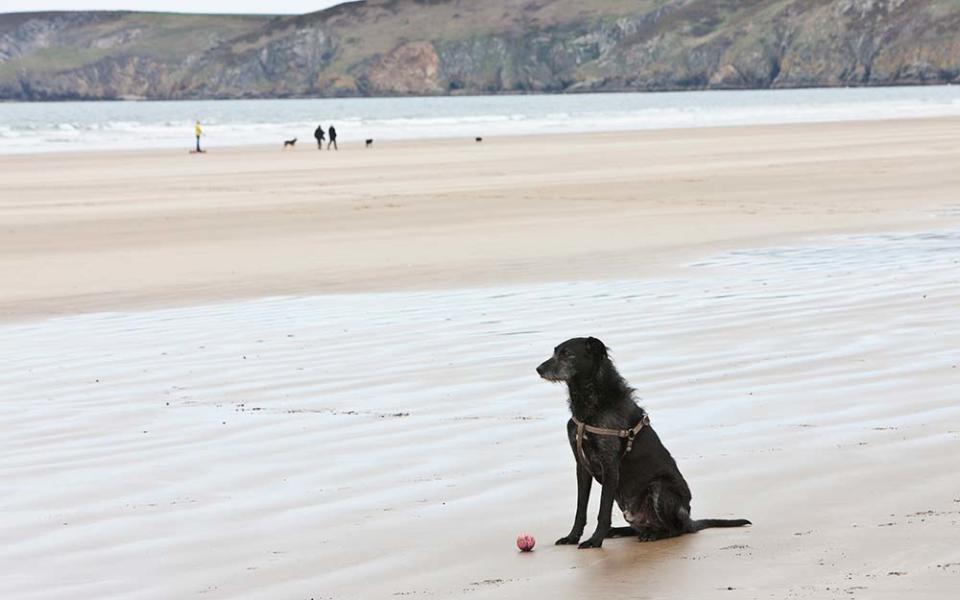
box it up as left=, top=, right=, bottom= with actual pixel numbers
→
left=0, top=1, right=346, bottom=14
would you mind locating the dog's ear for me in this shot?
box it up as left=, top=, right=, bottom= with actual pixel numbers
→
left=584, top=337, right=608, bottom=360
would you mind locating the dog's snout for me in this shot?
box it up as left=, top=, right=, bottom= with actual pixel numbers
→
left=536, top=359, right=553, bottom=378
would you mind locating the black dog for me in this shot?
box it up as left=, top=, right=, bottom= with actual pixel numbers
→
left=475, top=137, right=483, bottom=143
left=283, top=138, right=297, bottom=148
left=365, top=139, right=374, bottom=148
left=537, top=337, right=750, bottom=549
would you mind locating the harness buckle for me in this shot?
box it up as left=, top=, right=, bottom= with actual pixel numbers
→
left=624, top=428, right=637, bottom=454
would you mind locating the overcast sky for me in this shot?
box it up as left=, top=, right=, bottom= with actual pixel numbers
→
left=1, top=1, right=345, bottom=14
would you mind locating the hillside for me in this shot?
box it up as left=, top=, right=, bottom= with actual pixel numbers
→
left=0, top=11, right=272, bottom=99
left=2, top=0, right=959, bottom=100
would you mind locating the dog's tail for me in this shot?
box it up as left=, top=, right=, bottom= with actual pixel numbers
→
left=690, top=518, right=751, bottom=531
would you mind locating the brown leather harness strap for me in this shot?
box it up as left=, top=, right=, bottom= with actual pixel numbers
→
left=573, top=413, right=650, bottom=475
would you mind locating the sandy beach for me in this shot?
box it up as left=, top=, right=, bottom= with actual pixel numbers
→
left=2, top=117, right=960, bottom=599
left=2, top=117, right=959, bottom=320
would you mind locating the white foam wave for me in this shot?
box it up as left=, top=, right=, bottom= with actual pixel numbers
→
left=2, top=86, right=960, bottom=154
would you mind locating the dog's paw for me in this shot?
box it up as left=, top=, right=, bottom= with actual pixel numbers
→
left=577, top=538, right=604, bottom=549
left=555, top=535, right=581, bottom=545
left=636, top=529, right=661, bottom=542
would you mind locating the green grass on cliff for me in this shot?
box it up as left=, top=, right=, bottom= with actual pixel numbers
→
left=0, top=12, right=272, bottom=80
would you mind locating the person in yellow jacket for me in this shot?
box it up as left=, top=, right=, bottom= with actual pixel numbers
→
left=194, top=120, right=204, bottom=153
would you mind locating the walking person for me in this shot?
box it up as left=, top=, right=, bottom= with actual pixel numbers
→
left=327, top=124, right=338, bottom=151
left=314, top=124, right=325, bottom=150
left=194, top=120, right=204, bottom=153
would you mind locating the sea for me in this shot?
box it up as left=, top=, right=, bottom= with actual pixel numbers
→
left=1, top=85, right=959, bottom=154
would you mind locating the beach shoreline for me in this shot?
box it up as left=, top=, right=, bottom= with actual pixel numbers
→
left=1, top=113, right=957, bottom=159
left=3, top=114, right=960, bottom=599
left=4, top=85, right=960, bottom=156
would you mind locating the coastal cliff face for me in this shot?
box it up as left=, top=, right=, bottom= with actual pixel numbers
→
left=2, top=0, right=958, bottom=101
left=0, top=12, right=271, bottom=99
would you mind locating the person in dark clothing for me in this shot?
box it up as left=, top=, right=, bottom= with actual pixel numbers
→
left=314, top=125, right=325, bottom=150
left=327, top=125, right=338, bottom=151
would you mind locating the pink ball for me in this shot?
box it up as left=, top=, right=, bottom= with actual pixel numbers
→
left=516, top=533, right=536, bottom=552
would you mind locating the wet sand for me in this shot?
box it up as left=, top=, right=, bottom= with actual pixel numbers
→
left=3, top=232, right=959, bottom=599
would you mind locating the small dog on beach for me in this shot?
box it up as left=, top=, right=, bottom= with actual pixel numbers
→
left=538, top=337, right=751, bottom=549
left=283, top=138, right=297, bottom=148
left=475, top=137, right=483, bottom=143
left=365, top=139, right=374, bottom=148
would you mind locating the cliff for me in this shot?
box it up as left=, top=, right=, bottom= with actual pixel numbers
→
left=2, top=0, right=958, bottom=100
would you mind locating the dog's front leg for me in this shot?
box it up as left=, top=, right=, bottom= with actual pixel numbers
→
left=556, top=462, right=592, bottom=545
left=578, top=466, right=618, bottom=549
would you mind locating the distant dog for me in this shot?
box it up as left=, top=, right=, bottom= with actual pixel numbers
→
left=475, top=137, right=483, bottom=143
left=283, top=138, right=297, bottom=148
left=365, top=139, right=374, bottom=148
left=537, top=337, right=751, bottom=549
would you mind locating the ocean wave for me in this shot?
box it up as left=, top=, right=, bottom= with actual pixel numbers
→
left=2, top=86, right=960, bottom=154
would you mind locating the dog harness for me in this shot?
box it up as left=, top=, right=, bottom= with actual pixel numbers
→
left=572, top=413, right=650, bottom=474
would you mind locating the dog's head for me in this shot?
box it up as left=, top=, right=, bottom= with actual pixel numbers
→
left=536, top=337, right=608, bottom=383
